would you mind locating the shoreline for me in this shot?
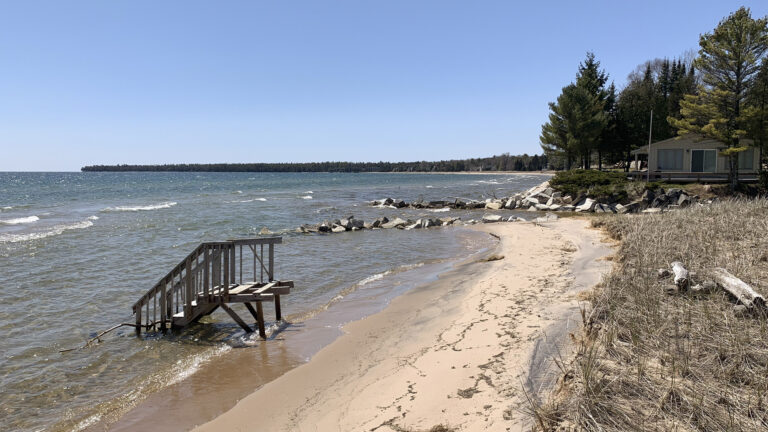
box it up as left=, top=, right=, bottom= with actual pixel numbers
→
left=191, top=218, right=612, bottom=431
left=99, top=228, right=494, bottom=432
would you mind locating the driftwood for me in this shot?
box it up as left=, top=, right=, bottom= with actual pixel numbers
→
left=670, top=262, right=689, bottom=291
left=59, top=322, right=137, bottom=353
left=711, top=267, right=766, bottom=309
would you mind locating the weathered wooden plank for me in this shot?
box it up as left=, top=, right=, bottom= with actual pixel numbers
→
left=185, top=257, right=193, bottom=319
left=220, top=303, right=252, bottom=333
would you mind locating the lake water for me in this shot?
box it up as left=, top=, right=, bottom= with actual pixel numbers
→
left=0, top=171, right=549, bottom=431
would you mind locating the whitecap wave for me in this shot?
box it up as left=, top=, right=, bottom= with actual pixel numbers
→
left=88, top=215, right=99, bottom=220
left=300, top=195, right=313, bottom=200
left=102, top=202, right=177, bottom=212
left=0, top=215, right=39, bottom=225
left=0, top=219, right=94, bottom=243
left=304, top=191, right=314, bottom=194
left=429, top=207, right=451, bottom=213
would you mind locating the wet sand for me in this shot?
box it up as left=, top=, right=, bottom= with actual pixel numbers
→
left=193, top=218, right=612, bottom=432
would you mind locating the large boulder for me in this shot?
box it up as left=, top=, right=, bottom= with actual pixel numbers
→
left=482, top=214, right=503, bottom=223
left=641, top=189, right=655, bottom=203
left=524, top=196, right=539, bottom=206
left=535, top=203, right=550, bottom=211
left=677, top=193, right=691, bottom=207
left=393, top=200, right=407, bottom=208
left=485, top=201, right=502, bottom=210
left=575, top=198, right=597, bottom=212
left=440, top=217, right=459, bottom=226
left=594, top=203, right=616, bottom=213
left=382, top=217, right=407, bottom=229
left=331, top=225, right=346, bottom=233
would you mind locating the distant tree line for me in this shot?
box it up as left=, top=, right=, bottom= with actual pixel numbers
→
left=540, top=6, right=768, bottom=189
left=81, top=153, right=548, bottom=173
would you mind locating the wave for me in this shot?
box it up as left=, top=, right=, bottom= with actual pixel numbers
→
left=0, top=219, right=94, bottom=243
left=429, top=207, right=451, bottom=213
left=0, top=215, right=40, bottom=225
left=300, top=195, right=313, bottom=200
left=102, top=202, right=177, bottom=212
left=304, top=191, right=314, bottom=194
left=232, top=198, right=267, bottom=203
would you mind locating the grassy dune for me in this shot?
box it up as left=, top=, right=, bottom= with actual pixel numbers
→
left=533, top=199, right=768, bottom=431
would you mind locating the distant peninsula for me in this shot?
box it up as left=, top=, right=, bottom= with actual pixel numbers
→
left=81, top=153, right=548, bottom=173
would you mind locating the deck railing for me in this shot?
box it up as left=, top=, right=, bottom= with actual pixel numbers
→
left=132, top=237, right=282, bottom=332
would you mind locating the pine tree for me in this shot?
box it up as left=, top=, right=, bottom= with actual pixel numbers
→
left=670, top=7, right=768, bottom=189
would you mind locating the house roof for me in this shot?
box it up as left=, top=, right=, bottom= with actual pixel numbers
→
left=630, top=134, right=752, bottom=155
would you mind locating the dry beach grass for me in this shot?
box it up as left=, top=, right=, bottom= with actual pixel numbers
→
left=532, top=199, right=768, bottom=431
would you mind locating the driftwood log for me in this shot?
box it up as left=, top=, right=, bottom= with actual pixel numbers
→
left=711, top=267, right=766, bottom=309
left=671, top=261, right=690, bottom=291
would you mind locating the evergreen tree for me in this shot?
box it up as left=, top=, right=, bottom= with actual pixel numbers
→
left=670, top=7, right=768, bottom=189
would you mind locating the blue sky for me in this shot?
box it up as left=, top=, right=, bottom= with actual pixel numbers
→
left=1, top=1, right=766, bottom=171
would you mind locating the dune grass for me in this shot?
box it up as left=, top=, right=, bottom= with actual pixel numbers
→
left=530, top=199, right=768, bottom=431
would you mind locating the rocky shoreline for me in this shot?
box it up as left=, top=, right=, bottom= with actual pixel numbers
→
left=264, top=180, right=710, bottom=236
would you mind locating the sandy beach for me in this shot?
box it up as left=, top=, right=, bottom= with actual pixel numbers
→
left=193, top=218, right=612, bottom=432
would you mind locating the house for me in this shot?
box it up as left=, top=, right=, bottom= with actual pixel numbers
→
left=630, top=134, right=760, bottom=182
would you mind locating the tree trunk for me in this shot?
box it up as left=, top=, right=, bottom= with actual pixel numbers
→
left=598, top=149, right=603, bottom=171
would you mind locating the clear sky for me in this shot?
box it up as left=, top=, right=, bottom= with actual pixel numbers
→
left=1, top=1, right=767, bottom=171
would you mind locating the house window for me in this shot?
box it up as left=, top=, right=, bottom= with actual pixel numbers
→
left=691, top=150, right=717, bottom=172
left=657, top=149, right=683, bottom=171
left=738, top=149, right=754, bottom=170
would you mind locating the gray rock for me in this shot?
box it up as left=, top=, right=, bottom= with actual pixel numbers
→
left=331, top=225, right=346, bottom=233
left=382, top=217, right=407, bottom=229
left=560, top=205, right=575, bottom=212
left=259, top=227, right=273, bottom=235
left=562, top=195, right=573, bottom=204
left=348, top=218, right=364, bottom=230
left=485, top=201, right=502, bottom=210
left=594, top=203, right=615, bottom=213
left=524, top=196, right=539, bottom=206
left=552, top=191, right=562, bottom=199
left=677, top=193, right=691, bottom=207
left=393, top=200, right=407, bottom=208
left=575, top=198, right=597, bottom=212
left=482, top=214, right=503, bottom=223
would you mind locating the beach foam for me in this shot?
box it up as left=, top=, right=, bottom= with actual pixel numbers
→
left=0, top=215, right=40, bottom=225
left=0, top=219, right=94, bottom=243
left=102, top=202, right=177, bottom=212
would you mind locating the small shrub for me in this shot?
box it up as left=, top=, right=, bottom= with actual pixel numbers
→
left=550, top=170, right=629, bottom=202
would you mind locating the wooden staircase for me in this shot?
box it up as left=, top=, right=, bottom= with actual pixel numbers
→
left=132, top=237, right=292, bottom=338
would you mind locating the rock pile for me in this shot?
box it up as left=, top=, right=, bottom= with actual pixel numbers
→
left=371, top=181, right=704, bottom=214
left=294, top=215, right=465, bottom=234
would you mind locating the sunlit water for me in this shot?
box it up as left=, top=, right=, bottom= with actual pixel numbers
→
left=0, top=172, right=549, bottom=431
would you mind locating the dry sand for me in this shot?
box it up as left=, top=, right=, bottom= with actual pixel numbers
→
left=193, top=218, right=612, bottom=432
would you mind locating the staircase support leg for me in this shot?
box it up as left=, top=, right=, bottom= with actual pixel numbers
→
left=274, top=295, right=282, bottom=321
left=221, top=303, right=252, bottom=333
left=244, top=302, right=259, bottom=321
left=255, top=301, right=267, bottom=339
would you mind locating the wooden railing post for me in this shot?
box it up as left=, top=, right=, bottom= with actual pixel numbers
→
left=185, top=257, right=193, bottom=319
left=203, top=247, right=210, bottom=302
left=135, top=305, right=142, bottom=335
left=268, top=242, right=275, bottom=282
left=229, top=244, right=236, bottom=285
left=223, top=246, right=230, bottom=301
